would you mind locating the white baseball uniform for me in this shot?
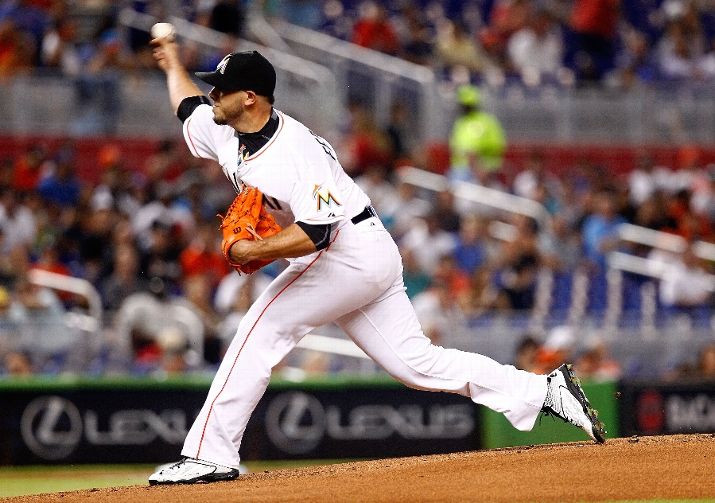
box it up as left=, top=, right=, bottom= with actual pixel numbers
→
left=180, top=104, right=549, bottom=468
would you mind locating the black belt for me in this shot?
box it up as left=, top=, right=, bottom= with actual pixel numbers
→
left=351, top=205, right=378, bottom=225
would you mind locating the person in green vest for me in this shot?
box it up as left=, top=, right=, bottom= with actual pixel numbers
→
left=448, top=84, right=506, bottom=183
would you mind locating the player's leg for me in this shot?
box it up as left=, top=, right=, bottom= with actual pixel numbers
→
left=337, top=281, right=548, bottom=431
left=178, top=227, right=402, bottom=470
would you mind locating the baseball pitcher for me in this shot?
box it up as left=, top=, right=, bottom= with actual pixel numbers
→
left=148, top=28, right=605, bottom=485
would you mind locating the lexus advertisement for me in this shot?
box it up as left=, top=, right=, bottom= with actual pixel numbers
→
left=1, top=386, right=481, bottom=464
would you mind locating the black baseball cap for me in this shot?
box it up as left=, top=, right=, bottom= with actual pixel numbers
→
left=195, top=50, right=276, bottom=96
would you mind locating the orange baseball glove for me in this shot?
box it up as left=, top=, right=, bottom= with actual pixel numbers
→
left=219, top=187, right=282, bottom=274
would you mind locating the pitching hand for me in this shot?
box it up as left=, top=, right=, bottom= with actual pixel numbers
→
left=151, top=37, right=181, bottom=73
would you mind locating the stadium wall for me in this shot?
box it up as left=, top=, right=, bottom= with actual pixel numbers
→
left=2, top=376, right=712, bottom=465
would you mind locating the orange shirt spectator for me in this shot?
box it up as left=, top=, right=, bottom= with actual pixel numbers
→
left=180, top=226, right=229, bottom=287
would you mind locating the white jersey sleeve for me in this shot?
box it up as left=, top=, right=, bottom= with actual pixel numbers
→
left=182, top=104, right=220, bottom=162
left=285, top=128, right=348, bottom=225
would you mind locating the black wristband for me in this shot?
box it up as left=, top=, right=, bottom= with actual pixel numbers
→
left=296, top=221, right=333, bottom=250
left=177, top=95, right=211, bottom=122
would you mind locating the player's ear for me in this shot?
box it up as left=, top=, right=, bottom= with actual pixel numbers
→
left=244, top=90, right=257, bottom=104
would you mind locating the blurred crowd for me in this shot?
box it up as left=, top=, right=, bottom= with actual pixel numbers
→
left=1, top=0, right=715, bottom=90
left=278, top=0, right=715, bottom=88
left=0, top=114, right=714, bottom=381
left=1, top=0, right=715, bottom=382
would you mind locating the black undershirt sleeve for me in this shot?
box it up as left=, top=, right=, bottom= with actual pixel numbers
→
left=296, top=221, right=333, bottom=250
left=177, top=95, right=212, bottom=122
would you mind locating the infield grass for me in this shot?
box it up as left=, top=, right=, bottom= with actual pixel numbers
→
left=0, top=460, right=344, bottom=498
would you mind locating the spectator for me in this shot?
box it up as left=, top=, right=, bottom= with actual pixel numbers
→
left=432, top=254, right=471, bottom=298
left=400, top=17, right=433, bottom=66
left=435, top=20, right=491, bottom=78
left=538, top=214, right=583, bottom=273
left=355, top=165, right=398, bottom=221
left=459, top=265, right=508, bottom=316
left=656, top=1, right=708, bottom=80
left=493, top=215, right=541, bottom=310
left=507, top=8, right=564, bottom=83
left=400, top=212, right=458, bottom=275
left=380, top=179, right=431, bottom=240
left=479, top=0, right=532, bottom=66
left=575, top=337, right=622, bottom=381
left=448, top=85, right=506, bottom=182
left=12, top=145, right=47, bottom=194
left=512, top=151, right=563, bottom=212
left=340, top=102, right=392, bottom=177
left=612, top=28, right=659, bottom=88
left=0, top=18, right=34, bottom=78
left=208, top=0, right=246, bottom=38
left=658, top=244, right=713, bottom=312
left=534, top=325, right=576, bottom=374
left=2, top=349, right=33, bottom=376
left=400, top=247, right=431, bottom=299
left=0, top=189, right=36, bottom=254
left=175, top=273, right=223, bottom=366
left=453, top=214, right=490, bottom=275
left=73, top=27, right=132, bottom=136
left=137, top=219, right=184, bottom=297
left=567, top=0, right=621, bottom=83
left=179, top=223, right=229, bottom=289
left=41, top=16, right=81, bottom=76
left=412, top=281, right=465, bottom=344
left=351, top=1, right=400, bottom=55
left=384, top=100, right=414, bottom=166
left=37, top=149, right=82, bottom=208
left=100, top=244, right=147, bottom=312
left=432, top=189, right=461, bottom=233
left=695, top=342, right=715, bottom=380
left=513, top=335, right=541, bottom=372
left=581, top=190, right=626, bottom=269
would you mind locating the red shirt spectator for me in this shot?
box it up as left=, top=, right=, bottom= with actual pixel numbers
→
left=352, top=3, right=400, bottom=55
left=570, top=0, right=619, bottom=39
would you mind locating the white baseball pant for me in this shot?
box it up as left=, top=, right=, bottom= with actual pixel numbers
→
left=181, top=217, right=548, bottom=468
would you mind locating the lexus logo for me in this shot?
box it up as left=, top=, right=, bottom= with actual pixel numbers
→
left=265, top=392, right=326, bottom=454
left=21, top=396, right=83, bottom=460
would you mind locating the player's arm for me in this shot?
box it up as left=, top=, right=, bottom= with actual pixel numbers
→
left=151, top=37, right=207, bottom=117
left=228, top=223, right=326, bottom=264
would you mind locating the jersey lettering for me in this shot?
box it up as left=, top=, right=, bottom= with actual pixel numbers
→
left=310, top=131, right=336, bottom=161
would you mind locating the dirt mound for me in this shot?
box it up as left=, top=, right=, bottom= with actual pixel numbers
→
left=5, top=434, right=715, bottom=503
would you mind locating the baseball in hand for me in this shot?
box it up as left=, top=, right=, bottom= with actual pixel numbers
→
left=151, top=22, right=175, bottom=40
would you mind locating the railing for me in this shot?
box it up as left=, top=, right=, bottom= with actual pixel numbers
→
left=117, top=8, right=338, bottom=136
left=617, top=223, right=715, bottom=262
left=607, top=251, right=715, bottom=290
left=271, top=19, right=441, bottom=142
left=397, top=166, right=552, bottom=231
left=27, top=269, right=103, bottom=335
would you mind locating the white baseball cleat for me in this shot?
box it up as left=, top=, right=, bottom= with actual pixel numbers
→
left=148, top=457, right=240, bottom=485
left=541, top=364, right=606, bottom=443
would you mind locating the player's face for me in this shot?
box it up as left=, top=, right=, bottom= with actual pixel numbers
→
left=209, top=88, right=247, bottom=126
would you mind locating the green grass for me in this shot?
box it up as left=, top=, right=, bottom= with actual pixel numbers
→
left=0, top=460, right=347, bottom=498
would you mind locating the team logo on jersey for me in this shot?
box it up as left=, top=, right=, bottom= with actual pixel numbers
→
left=216, top=54, right=231, bottom=74
left=312, top=184, right=341, bottom=211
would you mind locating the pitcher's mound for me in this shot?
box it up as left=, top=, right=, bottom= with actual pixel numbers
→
left=7, top=434, right=715, bottom=503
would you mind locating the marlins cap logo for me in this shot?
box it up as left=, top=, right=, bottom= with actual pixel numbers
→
left=216, top=54, right=231, bottom=74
